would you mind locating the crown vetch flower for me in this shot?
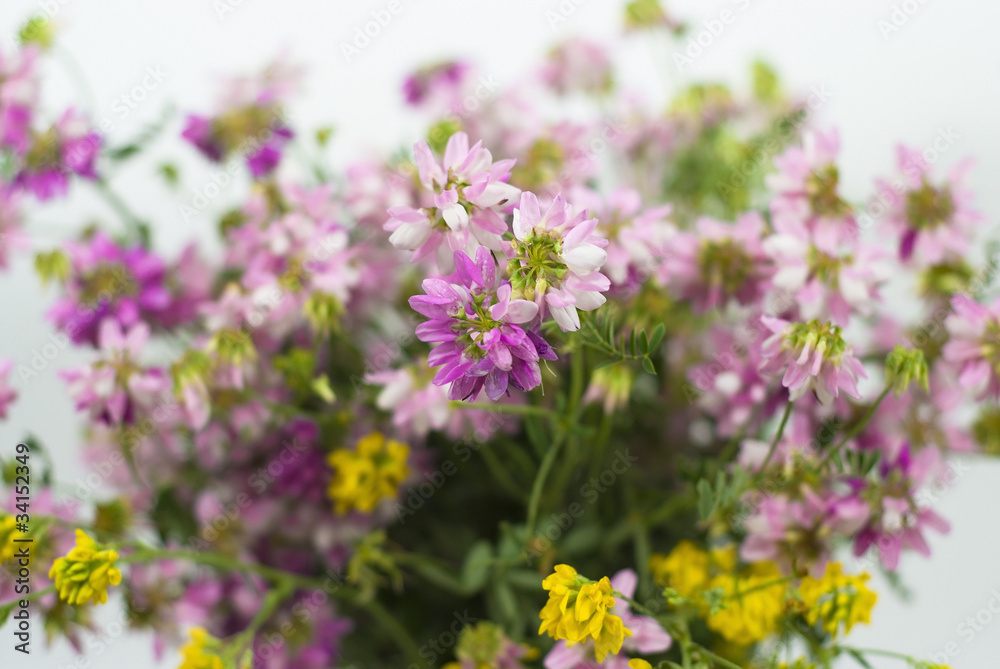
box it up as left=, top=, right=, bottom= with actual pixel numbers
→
left=385, top=131, right=519, bottom=271
left=664, top=212, right=772, bottom=313
left=767, top=127, right=857, bottom=251
left=509, top=192, right=610, bottom=331
left=760, top=317, right=867, bottom=405
left=411, top=247, right=554, bottom=401
left=876, top=144, right=981, bottom=264
left=538, top=565, right=634, bottom=663
left=15, top=108, right=101, bottom=200
left=853, top=442, right=950, bottom=571
left=49, top=529, right=123, bottom=606
left=0, top=42, right=40, bottom=155
left=49, top=231, right=171, bottom=345
left=61, top=319, right=169, bottom=425
left=942, top=294, right=1000, bottom=400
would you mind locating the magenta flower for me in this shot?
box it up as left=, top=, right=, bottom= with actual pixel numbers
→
left=61, top=319, right=169, bottom=425
left=760, top=317, right=867, bottom=405
left=386, top=131, right=519, bottom=270
left=853, top=442, right=950, bottom=570
left=0, top=43, right=39, bottom=155
left=181, top=59, right=300, bottom=178
left=663, top=212, right=772, bottom=313
left=49, top=232, right=171, bottom=345
left=543, top=569, right=671, bottom=668
left=402, top=60, right=471, bottom=107
left=15, top=109, right=101, bottom=200
left=876, top=144, right=981, bottom=264
left=942, top=294, right=1000, bottom=400
left=410, top=247, right=555, bottom=401
left=741, top=488, right=869, bottom=576
left=0, top=358, right=17, bottom=420
left=510, top=192, right=610, bottom=331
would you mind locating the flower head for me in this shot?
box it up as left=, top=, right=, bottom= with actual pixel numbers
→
left=386, top=131, right=519, bottom=271
left=539, top=565, right=634, bottom=663
left=178, top=627, right=226, bottom=669
left=705, top=562, right=787, bottom=645
left=445, top=621, right=537, bottom=669
left=509, top=192, right=610, bottom=331
left=49, top=232, right=171, bottom=345
left=15, top=109, right=101, bottom=200
left=797, top=562, right=877, bottom=637
left=411, top=247, right=555, bottom=401
left=760, top=317, right=867, bottom=404
left=943, top=294, right=1000, bottom=400
left=327, top=432, right=410, bottom=515
left=49, top=529, right=122, bottom=605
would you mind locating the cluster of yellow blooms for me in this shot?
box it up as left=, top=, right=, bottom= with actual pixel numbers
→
left=0, top=512, right=27, bottom=563
left=798, top=562, right=877, bottom=637
left=178, top=627, right=227, bottom=669
left=327, top=431, right=410, bottom=515
left=538, top=564, right=633, bottom=662
left=48, top=530, right=122, bottom=606
left=649, top=541, right=879, bottom=647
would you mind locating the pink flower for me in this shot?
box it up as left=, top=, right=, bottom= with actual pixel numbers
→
left=767, top=127, right=857, bottom=252
left=759, top=317, right=867, bottom=404
left=385, top=132, right=519, bottom=271
left=539, top=38, right=613, bottom=97
left=943, top=294, right=1000, bottom=399
left=510, top=192, right=610, bottom=331
left=764, top=220, right=890, bottom=326
left=875, top=144, right=981, bottom=265
left=61, top=319, right=169, bottom=425
left=741, top=488, right=869, bottom=576
left=0, top=358, right=17, bottom=419
left=664, top=212, right=772, bottom=313
left=853, top=442, right=951, bottom=570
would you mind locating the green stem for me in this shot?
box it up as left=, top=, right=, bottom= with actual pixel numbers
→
left=838, top=646, right=919, bottom=665
left=524, top=433, right=565, bottom=541
left=819, top=386, right=892, bottom=468
left=1, top=585, right=55, bottom=609
left=361, top=597, right=424, bottom=666
left=228, top=580, right=295, bottom=661
left=478, top=443, right=528, bottom=502
left=94, top=178, right=145, bottom=244
left=760, top=400, right=794, bottom=472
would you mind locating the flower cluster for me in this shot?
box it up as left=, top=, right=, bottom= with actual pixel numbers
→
left=0, top=9, right=991, bottom=669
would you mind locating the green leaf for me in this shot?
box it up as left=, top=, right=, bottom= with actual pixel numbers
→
left=649, top=322, right=666, bottom=351
left=461, top=540, right=494, bottom=592
left=696, top=479, right=714, bottom=521
left=642, top=356, right=656, bottom=375
left=639, top=329, right=650, bottom=354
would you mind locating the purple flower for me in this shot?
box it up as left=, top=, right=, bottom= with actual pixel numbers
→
left=0, top=43, right=39, bottom=155
left=49, top=232, right=171, bottom=345
left=852, top=442, right=950, bottom=570
left=410, top=248, right=555, bottom=401
left=15, top=109, right=101, bottom=200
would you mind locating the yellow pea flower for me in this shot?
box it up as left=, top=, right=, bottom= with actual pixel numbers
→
left=327, top=431, right=410, bottom=514
left=48, top=529, right=122, bottom=606
left=798, top=562, right=877, bottom=637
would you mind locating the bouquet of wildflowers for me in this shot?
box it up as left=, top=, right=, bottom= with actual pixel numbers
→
left=0, top=5, right=988, bottom=668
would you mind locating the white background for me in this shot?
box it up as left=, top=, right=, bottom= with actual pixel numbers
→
left=1, top=0, right=998, bottom=667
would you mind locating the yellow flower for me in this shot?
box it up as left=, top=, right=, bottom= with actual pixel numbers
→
left=798, top=562, right=877, bottom=637
left=705, top=562, right=786, bottom=645
left=178, top=627, right=225, bottom=669
left=327, top=431, right=410, bottom=514
left=649, top=540, right=736, bottom=600
left=538, top=564, right=633, bottom=662
left=628, top=660, right=653, bottom=669
left=0, top=513, right=28, bottom=563
left=48, top=530, right=122, bottom=606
